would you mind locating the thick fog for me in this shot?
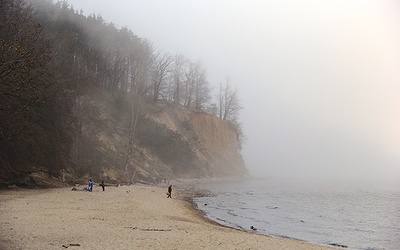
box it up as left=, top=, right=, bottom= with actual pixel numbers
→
left=66, top=0, right=400, bottom=184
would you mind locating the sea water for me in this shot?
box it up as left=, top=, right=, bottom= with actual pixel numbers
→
left=189, top=179, right=400, bottom=250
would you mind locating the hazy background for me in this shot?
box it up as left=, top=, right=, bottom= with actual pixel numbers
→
left=66, top=0, right=400, bottom=184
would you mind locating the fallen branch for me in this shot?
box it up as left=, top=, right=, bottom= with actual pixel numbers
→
left=62, top=243, right=81, bottom=248
left=140, top=228, right=172, bottom=232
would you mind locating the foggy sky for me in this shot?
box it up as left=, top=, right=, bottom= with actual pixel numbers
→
left=66, top=0, right=400, bottom=184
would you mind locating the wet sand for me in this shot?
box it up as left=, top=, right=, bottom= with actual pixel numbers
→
left=0, top=184, right=335, bottom=249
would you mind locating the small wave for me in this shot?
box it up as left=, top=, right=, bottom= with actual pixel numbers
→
left=234, top=224, right=246, bottom=230
left=327, top=243, right=348, bottom=248
left=271, top=234, right=304, bottom=242
left=266, top=206, right=279, bottom=209
left=216, top=217, right=228, bottom=223
left=238, top=206, right=258, bottom=211
left=227, top=211, right=238, bottom=217
left=354, top=228, right=374, bottom=233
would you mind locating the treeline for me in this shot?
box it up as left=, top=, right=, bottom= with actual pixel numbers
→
left=0, top=0, right=243, bottom=178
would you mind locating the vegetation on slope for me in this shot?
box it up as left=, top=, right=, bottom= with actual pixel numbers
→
left=0, top=0, right=247, bottom=187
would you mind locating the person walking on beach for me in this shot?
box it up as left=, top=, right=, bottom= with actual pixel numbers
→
left=100, top=180, right=105, bottom=191
left=167, top=185, right=172, bottom=198
left=88, top=179, right=93, bottom=192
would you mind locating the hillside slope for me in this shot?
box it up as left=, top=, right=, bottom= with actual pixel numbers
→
left=0, top=90, right=248, bottom=187
left=143, top=101, right=247, bottom=178
left=73, top=90, right=248, bottom=184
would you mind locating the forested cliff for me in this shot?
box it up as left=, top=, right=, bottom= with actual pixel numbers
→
left=67, top=90, right=247, bottom=185
left=0, top=0, right=247, bottom=187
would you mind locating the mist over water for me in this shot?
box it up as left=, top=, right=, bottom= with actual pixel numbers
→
left=190, top=179, right=400, bottom=250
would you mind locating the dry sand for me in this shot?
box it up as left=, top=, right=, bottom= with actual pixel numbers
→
left=0, top=184, right=336, bottom=250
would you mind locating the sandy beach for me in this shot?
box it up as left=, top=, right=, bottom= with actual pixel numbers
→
left=0, top=184, right=335, bottom=250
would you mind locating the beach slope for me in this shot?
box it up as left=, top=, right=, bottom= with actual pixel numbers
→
left=0, top=185, right=334, bottom=249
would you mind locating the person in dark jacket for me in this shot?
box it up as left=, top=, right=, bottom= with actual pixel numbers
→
left=100, top=180, right=105, bottom=191
left=167, top=185, right=172, bottom=198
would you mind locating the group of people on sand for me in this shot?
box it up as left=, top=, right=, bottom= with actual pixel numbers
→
left=87, top=179, right=106, bottom=192
left=86, top=179, right=173, bottom=198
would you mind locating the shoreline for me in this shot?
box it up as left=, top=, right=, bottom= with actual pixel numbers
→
left=179, top=185, right=340, bottom=248
left=0, top=184, right=336, bottom=249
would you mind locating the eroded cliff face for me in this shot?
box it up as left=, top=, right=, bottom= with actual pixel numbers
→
left=0, top=91, right=248, bottom=187
left=66, top=93, right=248, bottom=184
left=144, top=102, right=248, bottom=178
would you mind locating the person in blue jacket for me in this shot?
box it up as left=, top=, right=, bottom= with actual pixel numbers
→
left=88, top=179, right=93, bottom=192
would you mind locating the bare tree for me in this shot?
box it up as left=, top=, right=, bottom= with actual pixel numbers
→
left=0, top=0, right=52, bottom=141
left=171, top=54, right=185, bottom=104
left=182, top=60, right=210, bottom=109
left=183, top=61, right=195, bottom=107
left=218, top=77, right=245, bottom=149
left=151, top=51, right=173, bottom=101
left=124, top=40, right=155, bottom=182
left=1, top=0, right=78, bottom=175
left=193, top=64, right=210, bottom=110
left=219, top=77, right=242, bottom=122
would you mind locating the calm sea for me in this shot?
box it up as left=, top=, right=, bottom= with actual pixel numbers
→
left=187, top=179, right=400, bottom=250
